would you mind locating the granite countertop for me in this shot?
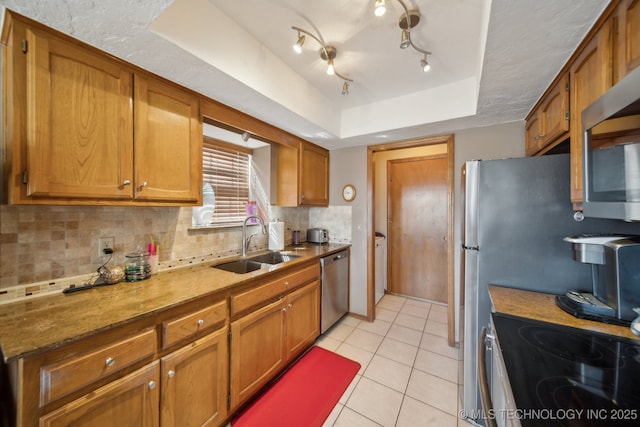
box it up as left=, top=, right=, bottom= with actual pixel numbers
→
left=488, top=284, right=639, bottom=341
left=0, top=243, right=350, bottom=363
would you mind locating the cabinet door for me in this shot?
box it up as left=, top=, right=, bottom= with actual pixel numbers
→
left=615, top=0, right=640, bottom=81
left=539, top=73, right=569, bottom=147
left=524, top=111, right=542, bottom=156
left=569, top=19, right=613, bottom=206
left=229, top=299, right=286, bottom=410
left=134, top=74, right=202, bottom=203
left=298, top=141, right=329, bottom=206
left=39, top=361, right=159, bottom=427
left=160, top=328, right=228, bottom=427
left=285, top=280, right=320, bottom=361
left=25, top=27, right=134, bottom=199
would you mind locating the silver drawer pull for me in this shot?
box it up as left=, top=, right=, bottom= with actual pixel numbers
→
left=148, top=380, right=156, bottom=390
left=137, top=181, right=148, bottom=191
left=168, top=370, right=175, bottom=378
left=122, top=180, right=131, bottom=186
left=288, top=304, right=293, bottom=309
left=105, top=357, right=115, bottom=367
left=197, top=319, right=204, bottom=327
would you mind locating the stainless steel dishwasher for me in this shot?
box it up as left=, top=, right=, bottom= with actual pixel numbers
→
left=320, top=249, right=349, bottom=333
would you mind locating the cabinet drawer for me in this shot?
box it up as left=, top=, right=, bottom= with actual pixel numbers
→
left=40, top=328, right=157, bottom=406
left=162, top=300, right=227, bottom=349
left=231, top=263, right=319, bottom=316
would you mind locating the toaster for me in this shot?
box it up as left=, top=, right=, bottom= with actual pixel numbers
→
left=307, top=228, right=329, bottom=244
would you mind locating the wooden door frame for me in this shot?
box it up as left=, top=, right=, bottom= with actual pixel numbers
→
left=367, top=134, right=456, bottom=346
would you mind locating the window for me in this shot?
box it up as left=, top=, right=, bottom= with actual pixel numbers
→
left=203, top=137, right=252, bottom=226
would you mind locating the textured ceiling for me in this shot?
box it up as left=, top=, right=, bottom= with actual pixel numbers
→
left=0, top=0, right=609, bottom=149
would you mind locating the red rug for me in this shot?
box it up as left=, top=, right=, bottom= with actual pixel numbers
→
left=232, top=346, right=361, bottom=427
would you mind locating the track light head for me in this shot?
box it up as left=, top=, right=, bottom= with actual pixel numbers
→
left=293, top=33, right=305, bottom=54
left=342, top=81, right=349, bottom=96
left=326, top=59, right=335, bottom=76
left=374, top=0, right=386, bottom=17
left=400, top=29, right=411, bottom=49
left=420, top=56, right=431, bottom=72
left=241, top=131, right=251, bottom=142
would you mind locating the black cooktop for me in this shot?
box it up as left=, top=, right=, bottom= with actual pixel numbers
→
left=492, top=314, right=640, bottom=426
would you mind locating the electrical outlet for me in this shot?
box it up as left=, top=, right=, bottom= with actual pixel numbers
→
left=98, top=237, right=114, bottom=257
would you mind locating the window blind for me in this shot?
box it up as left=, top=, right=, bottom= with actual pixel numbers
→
left=203, top=137, right=251, bottom=225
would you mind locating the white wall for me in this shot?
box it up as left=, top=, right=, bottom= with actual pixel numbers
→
left=329, top=146, right=369, bottom=316
left=330, top=120, right=525, bottom=323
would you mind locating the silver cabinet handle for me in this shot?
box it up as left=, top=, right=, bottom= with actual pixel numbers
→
left=288, top=303, right=293, bottom=309
left=137, top=181, right=148, bottom=191
left=148, top=380, right=156, bottom=390
left=105, top=357, right=115, bottom=367
left=168, top=370, right=175, bottom=378
left=122, top=180, right=131, bottom=186
left=197, top=319, right=204, bottom=327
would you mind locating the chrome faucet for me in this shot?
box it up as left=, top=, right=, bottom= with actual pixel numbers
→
left=242, top=215, right=267, bottom=257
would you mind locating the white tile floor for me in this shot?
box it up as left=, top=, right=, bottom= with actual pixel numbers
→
left=316, top=294, right=468, bottom=427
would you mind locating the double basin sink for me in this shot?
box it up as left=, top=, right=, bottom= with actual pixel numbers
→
left=213, top=252, right=300, bottom=274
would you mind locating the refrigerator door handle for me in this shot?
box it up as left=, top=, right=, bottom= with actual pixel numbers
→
left=462, top=244, right=479, bottom=251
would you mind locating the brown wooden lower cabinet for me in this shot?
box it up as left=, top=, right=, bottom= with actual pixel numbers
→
left=161, top=328, right=228, bottom=427
left=229, top=280, right=320, bottom=412
left=39, top=361, right=160, bottom=427
left=3, top=262, right=322, bottom=427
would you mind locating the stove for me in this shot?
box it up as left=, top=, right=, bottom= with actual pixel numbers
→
left=492, top=314, right=640, bottom=426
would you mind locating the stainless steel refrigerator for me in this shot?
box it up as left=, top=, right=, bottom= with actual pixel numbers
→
left=460, top=154, right=640, bottom=426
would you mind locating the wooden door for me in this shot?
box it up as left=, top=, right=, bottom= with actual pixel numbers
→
left=229, top=299, right=286, bottom=410
left=569, top=19, right=613, bottom=206
left=39, top=361, right=159, bottom=426
left=134, top=74, right=201, bottom=203
left=285, top=281, right=320, bottom=360
left=387, top=155, right=449, bottom=302
left=25, top=26, right=134, bottom=200
left=160, top=329, right=228, bottom=427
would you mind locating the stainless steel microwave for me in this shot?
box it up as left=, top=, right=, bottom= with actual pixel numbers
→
left=582, top=66, right=640, bottom=222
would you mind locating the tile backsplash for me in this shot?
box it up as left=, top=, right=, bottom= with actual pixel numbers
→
left=0, top=204, right=351, bottom=301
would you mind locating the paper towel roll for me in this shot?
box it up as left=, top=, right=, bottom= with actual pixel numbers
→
left=268, top=221, right=285, bottom=251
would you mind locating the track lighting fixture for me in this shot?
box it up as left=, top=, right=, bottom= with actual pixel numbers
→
left=375, top=0, right=432, bottom=73
left=291, top=26, right=353, bottom=95
left=241, top=131, right=251, bottom=142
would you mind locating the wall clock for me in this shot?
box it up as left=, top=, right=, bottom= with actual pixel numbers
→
left=342, top=184, right=356, bottom=202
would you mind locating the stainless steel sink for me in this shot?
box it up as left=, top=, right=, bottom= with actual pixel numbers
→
left=212, top=252, right=300, bottom=274
left=247, top=252, right=301, bottom=265
left=213, top=260, right=263, bottom=274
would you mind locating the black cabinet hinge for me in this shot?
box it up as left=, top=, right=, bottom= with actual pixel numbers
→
left=21, top=39, right=28, bottom=54
left=22, top=170, right=28, bottom=184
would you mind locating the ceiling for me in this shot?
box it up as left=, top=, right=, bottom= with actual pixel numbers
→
left=1, top=0, right=609, bottom=150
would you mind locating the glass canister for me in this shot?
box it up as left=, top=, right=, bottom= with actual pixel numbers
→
left=124, top=251, right=151, bottom=282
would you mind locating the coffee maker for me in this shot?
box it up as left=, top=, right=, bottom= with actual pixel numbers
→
left=556, top=235, right=640, bottom=325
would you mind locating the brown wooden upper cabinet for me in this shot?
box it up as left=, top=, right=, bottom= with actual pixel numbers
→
left=569, top=19, right=613, bottom=207
left=2, top=11, right=202, bottom=205
left=524, top=73, right=569, bottom=156
left=274, top=140, right=329, bottom=207
left=613, top=0, right=640, bottom=83
left=525, top=0, right=640, bottom=208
